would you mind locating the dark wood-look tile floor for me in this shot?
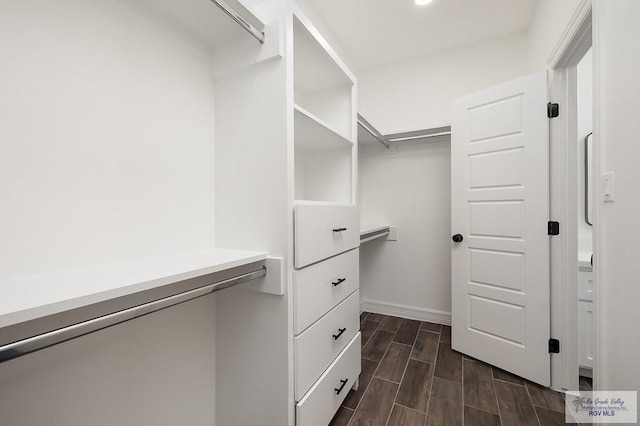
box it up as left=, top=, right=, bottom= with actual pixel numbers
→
left=330, top=312, right=572, bottom=426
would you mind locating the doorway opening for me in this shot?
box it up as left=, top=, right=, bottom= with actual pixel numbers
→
left=547, top=1, right=594, bottom=393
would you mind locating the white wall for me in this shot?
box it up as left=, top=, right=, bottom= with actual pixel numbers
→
left=358, top=32, right=531, bottom=134
left=527, top=0, right=583, bottom=69
left=0, top=1, right=219, bottom=423
left=577, top=49, right=593, bottom=257
left=0, top=0, right=217, bottom=281
left=595, top=0, right=640, bottom=395
left=0, top=295, right=218, bottom=425
left=360, top=140, right=451, bottom=317
left=357, top=33, right=532, bottom=318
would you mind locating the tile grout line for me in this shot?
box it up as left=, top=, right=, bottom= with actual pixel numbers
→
left=394, top=402, right=427, bottom=413
left=532, top=404, right=567, bottom=415
left=350, top=313, right=400, bottom=426
left=490, top=366, right=505, bottom=426
left=492, top=377, right=527, bottom=387
left=346, top=315, right=384, bottom=426
left=461, top=351, right=466, bottom=426
left=439, top=327, right=462, bottom=426
left=346, top=316, right=444, bottom=426
left=384, top=319, right=418, bottom=426
left=523, top=382, right=542, bottom=426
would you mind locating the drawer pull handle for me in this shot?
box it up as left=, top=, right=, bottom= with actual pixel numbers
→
left=335, top=379, right=349, bottom=395
left=333, top=227, right=347, bottom=232
left=333, top=328, right=346, bottom=340
left=332, top=278, right=346, bottom=286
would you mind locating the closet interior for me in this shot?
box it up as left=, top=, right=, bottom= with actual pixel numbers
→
left=0, top=0, right=365, bottom=424
left=0, top=0, right=603, bottom=424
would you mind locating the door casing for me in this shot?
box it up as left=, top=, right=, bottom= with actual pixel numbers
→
left=547, top=0, right=593, bottom=392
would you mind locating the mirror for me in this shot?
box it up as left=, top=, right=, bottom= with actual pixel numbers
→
left=585, top=133, right=593, bottom=226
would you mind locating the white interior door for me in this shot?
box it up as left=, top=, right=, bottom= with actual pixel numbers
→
left=451, top=72, right=550, bottom=386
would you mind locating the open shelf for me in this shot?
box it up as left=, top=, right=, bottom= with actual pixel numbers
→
left=295, top=144, right=352, bottom=204
left=295, top=104, right=353, bottom=151
left=143, top=0, right=264, bottom=48
left=0, top=248, right=267, bottom=331
left=293, top=14, right=354, bottom=137
left=292, top=9, right=355, bottom=205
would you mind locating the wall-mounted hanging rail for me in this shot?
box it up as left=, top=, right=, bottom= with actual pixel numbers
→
left=358, top=114, right=390, bottom=148
left=0, top=266, right=266, bottom=363
left=210, top=0, right=265, bottom=44
left=385, top=125, right=451, bottom=143
left=360, top=225, right=391, bottom=244
left=358, top=114, right=451, bottom=149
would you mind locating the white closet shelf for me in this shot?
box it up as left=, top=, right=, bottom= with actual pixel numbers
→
left=360, top=225, right=391, bottom=244
left=144, top=0, right=265, bottom=48
left=295, top=104, right=353, bottom=150
left=293, top=12, right=354, bottom=95
left=0, top=248, right=267, bottom=329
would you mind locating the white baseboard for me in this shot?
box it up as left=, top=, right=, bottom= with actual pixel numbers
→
left=360, top=299, right=451, bottom=326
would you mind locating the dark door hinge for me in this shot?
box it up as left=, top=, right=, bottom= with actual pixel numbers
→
left=548, top=221, right=560, bottom=236
left=547, top=102, right=559, bottom=118
left=549, top=338, right=560, bottom=353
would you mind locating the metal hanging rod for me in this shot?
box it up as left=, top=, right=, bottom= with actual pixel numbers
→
left=357, top=114, right=390, bottom=148
left=210, top=0, right=265, bottom=44
left=386, top=130, right=452, bottom=143
left=0, top=266, right=266, bottom=363
left=360, top=227, right=391, bottom=244
left=385, top=126, right=452, bottom=143
left=358, top=114, right=451, bottom=148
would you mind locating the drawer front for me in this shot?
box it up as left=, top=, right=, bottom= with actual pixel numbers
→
left=578, top=269, right=593, bottom=302
left=578, top=301, right=594, bottom=369
left=294, top=204, right=359, bottom=268
left=294, top=249, right=359, bottom=335
left=295, top=291, right=359, bottom=400
left=296, top=333, right=361, bottom=426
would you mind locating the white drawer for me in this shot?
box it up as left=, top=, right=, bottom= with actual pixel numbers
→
left=294, top=204, right=359, bottom=268
left=295, top=291, right=360, bottom=400
left=296, top=333, right=361, bottom=426
left=578, top=301, right=594, bottom=369
left=578, top=269, right=593, bottom=302
left=294, top=249, right=359, bottom=335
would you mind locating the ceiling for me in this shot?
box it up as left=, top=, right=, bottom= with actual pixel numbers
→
left=303, top=0, right=537, bottom=72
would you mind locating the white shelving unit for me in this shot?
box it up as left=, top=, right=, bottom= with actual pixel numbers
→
left=294, top=105, right=352, bottom=149
left=293, top=15, right=353, bottom=138
left=293, top=12, right=357, bottom=205
left=291, top=7, right=360, bottom=425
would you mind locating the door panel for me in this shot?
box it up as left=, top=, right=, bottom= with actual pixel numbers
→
left=451, top=71, right=550, bottom=386
left=469, top=148, right=524, bottom=188
left=469, top=248, right=525, bottom=292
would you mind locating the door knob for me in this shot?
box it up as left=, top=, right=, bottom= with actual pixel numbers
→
left=452, top=234, right=463, bottom=243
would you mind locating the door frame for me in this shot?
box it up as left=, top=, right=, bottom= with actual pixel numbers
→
left=547, top=0, right=594, bottom=391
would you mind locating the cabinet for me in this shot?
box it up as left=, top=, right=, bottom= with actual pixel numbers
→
left=291, top=7, right=360, bottom=424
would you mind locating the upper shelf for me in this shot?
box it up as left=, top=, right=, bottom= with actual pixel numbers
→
left=295, top=104, right=353, bottom=151
left=0, top=248, right=267, bottom=330
left=293, top=12, right=354, bottom=96
left=141, top=0, right=265, bottom=48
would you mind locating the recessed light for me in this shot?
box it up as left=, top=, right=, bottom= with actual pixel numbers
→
left=415, top=0, right=433, bottom=5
